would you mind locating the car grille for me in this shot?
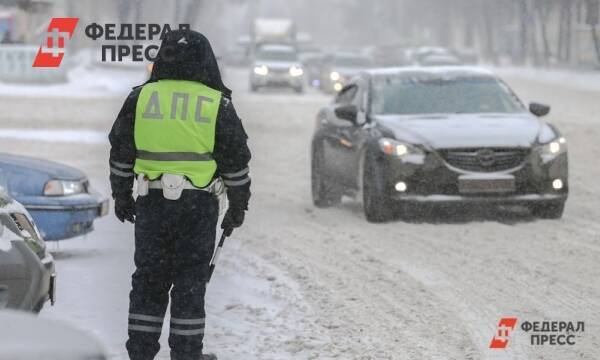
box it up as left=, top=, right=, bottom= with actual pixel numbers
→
left=439, top=148, right=530, bottom=172
left=269, top=68, right=289, bottom=75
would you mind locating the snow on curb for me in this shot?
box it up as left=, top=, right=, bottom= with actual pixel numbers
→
left=0, top=129, right=107, bottom=144
left=0, top=65, right=147, bottom=99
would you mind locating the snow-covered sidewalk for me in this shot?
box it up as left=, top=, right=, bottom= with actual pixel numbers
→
left=41, top=217, right=327, bottom=360
left=495, top=66, right=600, bottom=92
left=0, top=65, right=147, bottom=99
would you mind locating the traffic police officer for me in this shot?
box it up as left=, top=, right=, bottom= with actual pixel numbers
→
left=109, top=30, right=251, bottom=360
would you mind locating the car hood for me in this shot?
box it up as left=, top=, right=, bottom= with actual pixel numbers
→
left=374, top=113, right=545, bottom=149
left=0, top=153, right=85, bottom=180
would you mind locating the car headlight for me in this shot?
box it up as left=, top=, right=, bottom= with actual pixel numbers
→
left=10, top=213, right=46, bottom=258
left=289, top=66, right=304, bottom=77
left=378, top=138, right=425, bottom=157
left=44, top=180, right=86, bottom=196
left=253, top=65, right=269, bottom=76
left=537, top=137, right=567, bottom=162
left=330, top=71, right=340, bottom=81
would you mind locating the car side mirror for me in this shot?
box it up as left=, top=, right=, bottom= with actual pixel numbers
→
left=529, top=102, right=550, bottom=117
left=334, top=104, right=358, bottom=124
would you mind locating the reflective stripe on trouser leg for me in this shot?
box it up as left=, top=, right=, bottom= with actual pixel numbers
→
left=126, top=311, right=165, bottom=360
left=168, top=191, right=218, bottom=359
left=128, top=313, right=164, bottom=333
left=126, top=193, right=175, bottom=360
left=170, top=317, right=205, bottom=336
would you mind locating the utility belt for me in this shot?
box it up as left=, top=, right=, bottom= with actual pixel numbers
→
left=137, top=173, right=227, bottom=214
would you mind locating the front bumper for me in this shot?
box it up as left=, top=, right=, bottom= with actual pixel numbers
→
left=18, top=193, right=109, bottom=241
left=392, top=193, right=567, bottom=205
left=2, top=241, right=55, bottom=312
left=251, top=73, right=303, bottom=88
left=381, top=150, right=569, bottom=206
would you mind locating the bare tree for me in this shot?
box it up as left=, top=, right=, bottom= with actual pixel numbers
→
left=587, top=0, right=600, bottom=64
left=536, top=0, right=552, bottom=65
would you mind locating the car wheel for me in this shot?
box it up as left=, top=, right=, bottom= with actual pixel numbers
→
left=294, top=86, right=304, bottom=94
left=530, top=201, right=565, bottom=219
left=362, top=151, right=393, bottom=223
left=311, top=147, right=341, bottom=208
left=250, top=84, right=258, bottom=92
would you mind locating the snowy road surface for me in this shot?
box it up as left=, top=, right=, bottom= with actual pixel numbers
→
left=1, top=67, right=598, bottom=359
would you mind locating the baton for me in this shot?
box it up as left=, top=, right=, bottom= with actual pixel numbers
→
left=208, top=228, right=232, bottom=282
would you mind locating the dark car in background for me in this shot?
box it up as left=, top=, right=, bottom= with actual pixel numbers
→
left=311, top=67, right=568, bottom=222
left=301, top=52, right=324, bottom=88
left=319, top=52, right=373, bottom=93
left=0, top=193, right=55, bottom=312
left=0, top=154, right=108, bottom=241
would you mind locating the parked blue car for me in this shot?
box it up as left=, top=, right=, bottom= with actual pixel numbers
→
left=0, top=153, right=108, bottom=241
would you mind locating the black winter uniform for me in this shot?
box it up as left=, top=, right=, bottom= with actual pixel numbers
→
left=109, top=30, right=251, bottom=360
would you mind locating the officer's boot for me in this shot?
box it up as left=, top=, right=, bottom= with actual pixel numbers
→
left=201, top=354, right=217, bottom=360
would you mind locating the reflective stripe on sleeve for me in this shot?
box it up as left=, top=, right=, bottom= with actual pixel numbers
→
left=223, top=177, right=250, bottom=187
left=221, top=167, right=249, bottom=179
left=137, top=150, right=213, bottom=162
left=111, top=160, right=134, bottom=169
left=111, top=167, right=135, bottom=177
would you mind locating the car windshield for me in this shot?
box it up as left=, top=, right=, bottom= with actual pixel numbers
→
left=371, top=75, right=524, bottom=115
left=333, top=55, right=372, bottom=67
left=256, top=48, right=297, bottom=61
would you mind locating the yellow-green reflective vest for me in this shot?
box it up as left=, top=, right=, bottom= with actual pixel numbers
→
left=134, top=80, right=222, bottom=188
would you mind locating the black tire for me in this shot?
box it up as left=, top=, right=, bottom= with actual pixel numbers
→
left=294, top=86, right=304, bottom=94
left=530, top=201, right=565, bottom=219
left=362, top=152, right=394, bottom=223
left=250, top=84, right=258, bottom=92
left=32, top=299, right=45, bottom=313
left=311, top=147, right=342, bottom=208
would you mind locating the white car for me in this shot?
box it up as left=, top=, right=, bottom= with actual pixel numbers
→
left=250, top=44, right=305, bottom=93
left=0, top=310, right=107, bottom=360
left=0, top=191, right=55, bottom=312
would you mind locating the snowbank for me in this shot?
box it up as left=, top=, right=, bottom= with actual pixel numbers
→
left=495, top=66, right=600, bottom=92
left=0, top=65, right=147, bottom=99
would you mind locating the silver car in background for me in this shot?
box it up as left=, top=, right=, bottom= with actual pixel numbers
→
left=0, top=192, right=55, bottom=312
left=250, top=44, right=305, bottom=93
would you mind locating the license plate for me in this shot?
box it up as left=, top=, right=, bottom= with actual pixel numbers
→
left=458, top=176, right=515, bottom=194
left=270, top=73, right=288, bottom=81
left=49, top=273, right=56, bottom=305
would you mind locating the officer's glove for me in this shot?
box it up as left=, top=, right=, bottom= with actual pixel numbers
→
left=221, top=206, right=245, bottom=236
left=114, top=195, right=135, bottom=224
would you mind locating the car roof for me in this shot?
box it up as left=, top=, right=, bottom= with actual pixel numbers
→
left=363, top=66, right=495, bottom=79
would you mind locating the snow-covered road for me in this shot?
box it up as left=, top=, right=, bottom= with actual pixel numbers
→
left=1, top=67, right=598, bottom=359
